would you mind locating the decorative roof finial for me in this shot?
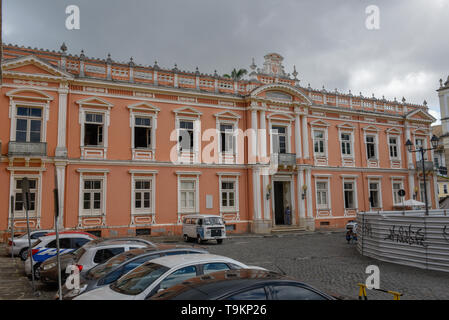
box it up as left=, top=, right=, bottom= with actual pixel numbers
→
left=214, top=70, right=219, bottom=78
left=128, top=57, right=135, bottom=67
left=106, top=53, right=112, bottom=64
left=80, top=49, right=85, bottom=60
left=359, top=92, right=363, bottom=97
left=172, top=63, right=178, bottom=72
left=307, top=83, right=311, bottom=90
left=60, top=42, right=67, bottom=53
left=348, top=89, right=352, bottom=96
left=195, top=66, right=200, bottom=75
left=402, top=97, right=406, bottom=104
left=292, top=65, right=298, bottom=80
left=250, top=58, right=257, bottom=71
left=153, top=61, right=159, bottom=70
left=321, top=85, right=326, bottom=93
left=423, top=100, right=427, bottom=106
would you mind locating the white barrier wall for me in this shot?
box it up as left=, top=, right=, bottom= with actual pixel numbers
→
left=357, top=210, right=449, bottom=273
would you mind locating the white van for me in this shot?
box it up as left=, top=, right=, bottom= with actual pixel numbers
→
left=182, top=214, right=226, bottom=244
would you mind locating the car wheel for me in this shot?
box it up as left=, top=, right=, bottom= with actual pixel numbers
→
left=183, top=234, right=189, bottom=242
left=217, top=239, right=223, bottom=244
left=197, top=236, right=203, bottom=244
left=19, top=248, right=29, bottom=261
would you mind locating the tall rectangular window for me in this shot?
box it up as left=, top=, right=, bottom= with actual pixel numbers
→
left=341, top=133, right=352, bottom=156
left=15, top=107, right=42, bottom=142
left=389, top=137, right=398, bottom=158
left=82, top=179, right=102, bottom=214
left=369, top=182, right=380, bottom=208
left=179, top=121, right=194, bottom=152
left=134, top=179, right=152, bottom=211
left=366, top=136, right=376, bottom=159
left=14, top=178, right=37, bottom=212
left=221, top=181, right=236, bottom=209
left=313, top=130, right=325, bottom=155
left=84, top=113, right=104, bottom=146
left=392, top=181, right=403, bottom=205
left=220, top=124, right=235, bottom=153
left=272, top=126, right=287, bottom=154
left=180, top=180, right=196, bottom=211
left=134, top=117, right=152, bottom=149
left=344, top=182, right=355, bottom=209
left=316, top=181, right=328, bottom=209
left=415, top=139, right=426, bottom=161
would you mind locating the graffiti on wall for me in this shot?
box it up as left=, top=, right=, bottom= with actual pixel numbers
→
left=384, top=225, right=427, bottom=247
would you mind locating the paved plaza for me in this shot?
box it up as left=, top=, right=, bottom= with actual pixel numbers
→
left=1, top=231, right=449, bottom=300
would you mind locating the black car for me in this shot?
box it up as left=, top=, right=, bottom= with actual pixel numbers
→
left=59, top=244, right=208, bottom=299
left=149, top=269, right=336, bottom=300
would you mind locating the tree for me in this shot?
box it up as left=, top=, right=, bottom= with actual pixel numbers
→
left=223, top=68, right=247, bottom=81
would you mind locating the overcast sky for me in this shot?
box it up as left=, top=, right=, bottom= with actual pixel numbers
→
left=3, top=0, right=449, bottom=124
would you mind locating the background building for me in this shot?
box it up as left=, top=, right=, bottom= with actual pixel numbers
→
left=0, top=44, right=439, bottom=240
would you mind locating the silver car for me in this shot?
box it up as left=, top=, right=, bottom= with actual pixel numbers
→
left=74, top=254, right=266, bottom=300
left=40, top=238, right=154, bottom=284
left=6, top=230, right=53, bottom=260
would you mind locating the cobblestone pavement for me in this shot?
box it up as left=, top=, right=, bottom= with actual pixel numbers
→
left=1, top=231, right=449, bottom=300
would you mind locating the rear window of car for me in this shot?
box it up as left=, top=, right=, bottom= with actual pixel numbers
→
left=72, top=238, right=90, bottom=248
left=47, top=238, right=72, bottom=249
left=93, top=247, right=125, bottom=264
left=111, top=262, right=169, bottom=295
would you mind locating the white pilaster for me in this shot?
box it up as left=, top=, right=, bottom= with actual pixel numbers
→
left=252, top=169, right=262, bottom=220
left=295, top=111, right=302, bottom=158
left=250, top=109, right=258, bottom=164
left=306, top=168, right=313, bottom=218
left=55, top=84, right=69, bottom=158
left=302, top=114, right=310, bottom=159
left=55, top=164, right=66, bottom=229
left=259, top=110, right=267, bottom=161
left=298, top=169, right=305, bottom=219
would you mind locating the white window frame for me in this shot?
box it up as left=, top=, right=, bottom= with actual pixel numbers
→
left=7, top=89, right=52, bottom=145
left=312, top=129, right=326, bottom=157
left=391, top=178, right=405, bottom=206
left=77, top=169, right=109, bottom=227
left=315, top=179, right=330, bottom=210
left=343, top=179, right=357, bottom=209
left=173, top=107, right=202, bottom=164
left=128, top=102, right=160, bottom=161
left=9, top=173, right=42, bottom=220
left=270, top=123, right=291, bottom=155
left=415, top=136, right=428, bottom=162
left=14, top=106, right=44, bottom=143
left=129, top=170, right=158, bottom=225
left=365, top=134, right=378, bottom=160
left=214, top=111, right=240, bottom=164
left=176, top=172, right=201, bottom=222
left=368, top=179, right=382, bottom=209
left=219, top=177, right=239, bottom=213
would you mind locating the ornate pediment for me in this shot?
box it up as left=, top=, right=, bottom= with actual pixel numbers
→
left=2, top=55, right=73, bottom=80
left=76, top=97, right=113, bottom=108
left=405, top=108, right=436, bottom=123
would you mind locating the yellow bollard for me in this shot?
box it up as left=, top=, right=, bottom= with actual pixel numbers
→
left=357, top=283, right=368, bottom=300
left=388, top=290, right=402, bottom=300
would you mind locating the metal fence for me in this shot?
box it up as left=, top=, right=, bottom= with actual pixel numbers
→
left=357, top=210, right=449, bottom=273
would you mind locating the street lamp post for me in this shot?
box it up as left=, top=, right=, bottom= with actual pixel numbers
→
left=405, top=135, right=439, bottom=215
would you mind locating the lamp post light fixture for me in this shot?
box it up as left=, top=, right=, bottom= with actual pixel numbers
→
left=405, top=134, right=439, bottom=215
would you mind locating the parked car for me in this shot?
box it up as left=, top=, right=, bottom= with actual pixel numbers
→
left=6, top=229, right=53, bottom=260
left=74, top=254, right=265, bottom=300
left=24, top=231, right=97, bottom=279
left=39, top=237, right=155, bottom=285
left=150, top=268, right=336, bottom=300
left=59, top=244, right=209, bottom=299
left=182, top=214, right=226, bottom=244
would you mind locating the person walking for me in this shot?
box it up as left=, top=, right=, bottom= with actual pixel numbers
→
left=284, top=206, right=291, bottom=225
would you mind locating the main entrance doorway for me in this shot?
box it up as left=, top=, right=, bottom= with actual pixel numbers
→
left=273, top=180, right=292, bottom=226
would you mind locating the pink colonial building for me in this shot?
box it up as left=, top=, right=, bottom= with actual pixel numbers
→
left=0, top=43, right=438, bottom=240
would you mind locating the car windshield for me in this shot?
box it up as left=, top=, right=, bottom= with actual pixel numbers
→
left=204, top=217, right=223, bottom=225
left=110, top=263, right=168, bottom=295
left=87, top=252, right=134, bottom=279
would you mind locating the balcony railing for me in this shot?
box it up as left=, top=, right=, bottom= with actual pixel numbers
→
left=8, top=142, right=47, bottom=157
